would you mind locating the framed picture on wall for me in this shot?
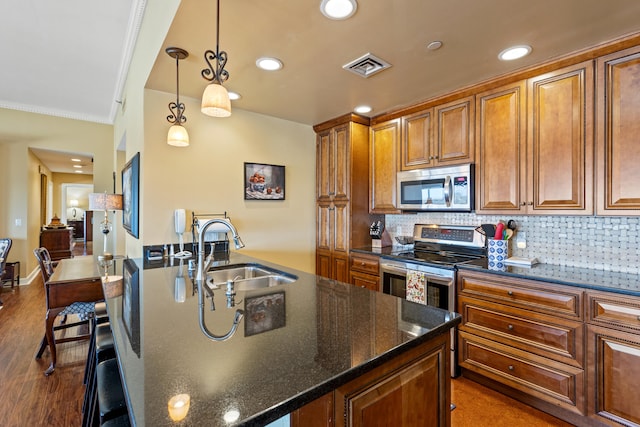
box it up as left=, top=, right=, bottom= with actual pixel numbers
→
left=122, top=152, right=140, bottom=238
left=244, top=162, right=285, bottom=200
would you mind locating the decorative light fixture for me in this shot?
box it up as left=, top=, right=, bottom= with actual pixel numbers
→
left=166, top=47, right=190, bottom=147
left=89, top=192, right=123, bottom=254
left=498, top=45, right=532, bottom=61
left=201, top=0, right=231, bottom=117
left=320, top=0, right=357, bottom=20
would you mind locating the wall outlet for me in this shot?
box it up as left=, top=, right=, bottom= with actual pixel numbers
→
left=15, top=218, right=22, bottom=226
left=516, top=231, right=527, bottom=249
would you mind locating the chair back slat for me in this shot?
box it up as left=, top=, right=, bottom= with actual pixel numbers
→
left=0, top=238, right=12, bottom=275
left=33, top=247, right=55, bottom=283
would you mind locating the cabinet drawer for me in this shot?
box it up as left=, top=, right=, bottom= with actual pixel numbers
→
left=459, top=296, right=584, bottom=367
left=458, top=270, right=583, bottom=320
left=350, top=254, right=380, bottom=275
left=587, top=291, right=640, bottom=333
left=459, top=331, right=585, bottom=415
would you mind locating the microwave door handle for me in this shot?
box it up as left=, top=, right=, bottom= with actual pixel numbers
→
left=443, top=176, right=452, bottom=207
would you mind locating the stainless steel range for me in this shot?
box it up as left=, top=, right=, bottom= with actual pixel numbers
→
left=379, top=224, right=487, bottom=377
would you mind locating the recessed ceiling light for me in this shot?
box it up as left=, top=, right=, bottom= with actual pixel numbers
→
left=228, top=91, right=241, bottom=101
left=427, top=41, right=443, bottom=50
left=320, top=0, right=357, bottom=20
left=354, top=105, right=372, bottom=114
left=256, top=57, right=283, bottom=71
left=71, top=158, right=81, bottom=162
left=498, top=45, right=532, bottom=61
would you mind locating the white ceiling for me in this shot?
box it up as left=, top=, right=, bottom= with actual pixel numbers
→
left=4, top=0, right=640, bottom=170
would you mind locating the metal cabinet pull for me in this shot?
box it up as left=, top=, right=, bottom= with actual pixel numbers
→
left=508, top=291, right=514, bottom=296
left=508, top=324, right=514, bottom=330
left=508, top=365, right=514, bottom=371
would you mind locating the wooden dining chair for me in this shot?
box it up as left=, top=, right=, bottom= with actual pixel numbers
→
left=33, top=247, right=95, bottom=372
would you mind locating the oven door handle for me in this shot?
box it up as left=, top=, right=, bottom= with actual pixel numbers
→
left=380, top=264, right=409, bottom=275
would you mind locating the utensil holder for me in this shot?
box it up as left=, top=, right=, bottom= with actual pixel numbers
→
left=488, top=239, right=509, bottom=271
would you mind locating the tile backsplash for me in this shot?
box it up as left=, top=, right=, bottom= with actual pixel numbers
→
left=385, top=214, right=640, bottom=274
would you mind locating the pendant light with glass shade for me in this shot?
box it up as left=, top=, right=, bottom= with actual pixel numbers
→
left=166, top=47, right=190, bottom=147
left=201, top=0, right=231, bottom=117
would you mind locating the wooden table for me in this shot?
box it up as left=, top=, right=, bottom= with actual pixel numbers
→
left=39, top=256, right=103, bottom=375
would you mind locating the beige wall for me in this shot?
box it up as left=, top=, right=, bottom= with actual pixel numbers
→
left=142, top=89, right=317, bottom=272
left=51, top=172, right=93, bottom=219
left=0, top=108, right=113, bottom=277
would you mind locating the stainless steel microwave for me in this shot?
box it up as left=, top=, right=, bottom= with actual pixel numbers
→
left=396, top=164, right=474, bottom=212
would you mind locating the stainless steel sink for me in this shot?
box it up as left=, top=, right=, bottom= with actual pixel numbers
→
left=205, top=263, right=297, bottom=290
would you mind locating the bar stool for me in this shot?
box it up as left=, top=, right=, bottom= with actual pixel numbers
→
left=96, top=358, right=128, bottom=424
left=82, top=322, right=116, bottom=426
left=100, top=414, right=130, bottom=427
left=84, top=302, right=110, bottom=385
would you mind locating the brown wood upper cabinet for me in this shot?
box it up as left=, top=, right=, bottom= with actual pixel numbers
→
left=476, top=61, right=594, bottom=215
left=401, top=96, right=474, bottom=170
left=369, top=119, right=401, bottom=214
left=596, top=45, right=640, bottom=215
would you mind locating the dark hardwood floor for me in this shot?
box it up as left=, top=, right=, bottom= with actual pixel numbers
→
left=0, top=239, right=571, bottom=427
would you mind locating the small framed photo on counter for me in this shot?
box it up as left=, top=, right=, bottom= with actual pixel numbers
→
left=244, top=162, right=285, bottom=200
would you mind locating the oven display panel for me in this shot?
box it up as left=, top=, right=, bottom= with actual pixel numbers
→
left=420, top=228, right=474, bottom=242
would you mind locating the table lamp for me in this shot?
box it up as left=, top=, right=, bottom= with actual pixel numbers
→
left=89, top=192, right=123, bottom=254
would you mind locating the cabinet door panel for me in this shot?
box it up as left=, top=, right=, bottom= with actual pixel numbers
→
left=437, top=96, right=474, bottom=164
left=334, top=124, right=350, bottom=200
left=370, top=120, right=401, bottom=214
left=597, top=46, right=640, bottom=213
left=317, top=203, right=331, bottom=251
left=317, top=131, right=332, bottom=200
left=528, top=61, right=593, bottom=213
left=588, top=325, right=640, bottom=425
left=333, top=202, right=349, bottom=253
left=475, top=82, right=526, bottom=213
left=401, top=110, right=433, bottom=169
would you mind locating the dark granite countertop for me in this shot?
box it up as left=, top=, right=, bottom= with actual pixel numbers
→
left=351, top=246, right=640, bottom=297
left=103, top=253, right=460, bottom=426
left=457, top=259, right=640, bottom=297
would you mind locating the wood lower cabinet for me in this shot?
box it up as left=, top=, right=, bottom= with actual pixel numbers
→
left=457, top=269, right=587, bottom=421
left=476, top=61, right=594, bottom=215
left=596, top=45, right=640, bottom=215
left=39, top=228, right=74, bottom=261
left=315, top=114, right=379, bottom=281
left=458, top=270, right=640, bottom=426
left=586, top=291, right=640, bottom=426
left=293, top=332, right=451, bottom=427
left=349, top=253, right=380, bottom=292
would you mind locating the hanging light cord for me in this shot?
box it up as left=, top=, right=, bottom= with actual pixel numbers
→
left=167, top=49, right=187, bottom=125
left=201, top=0, right=229, bottom=85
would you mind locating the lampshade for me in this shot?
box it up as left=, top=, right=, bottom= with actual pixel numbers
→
left=167, top=124, right=190, bottom=147
left=201, top=82, right=231, bottom=117
left=89, top=193, right=123, bottom=211
left=69, top=199, right=79, bottom=207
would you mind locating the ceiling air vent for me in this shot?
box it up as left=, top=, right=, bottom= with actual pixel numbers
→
left=342, top=53, right=392, bottom=78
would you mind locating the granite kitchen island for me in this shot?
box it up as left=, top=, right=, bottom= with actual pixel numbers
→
left=102, top=253, right=460, bottom=426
